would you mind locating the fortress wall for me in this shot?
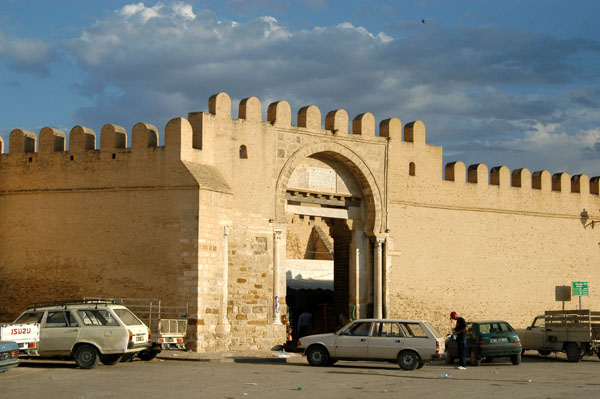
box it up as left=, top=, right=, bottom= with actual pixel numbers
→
left=387, top=203, right=600, bottom=334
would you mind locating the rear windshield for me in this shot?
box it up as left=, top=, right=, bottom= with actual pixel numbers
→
left=15, top=311, right=44, bottom=324
left=113, top=309, right=143, bottom=326
left=424, top=322, right=443, bottom=338
left=478, top=322, right=514, bottom=334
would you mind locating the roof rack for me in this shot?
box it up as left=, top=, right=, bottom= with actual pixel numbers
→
left=29, top=298, right=117, bottom=310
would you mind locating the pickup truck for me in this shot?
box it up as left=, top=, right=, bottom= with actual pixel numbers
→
left=0, top=322, right=40, bottom=356
left=516, top=310, right=600, bottom=362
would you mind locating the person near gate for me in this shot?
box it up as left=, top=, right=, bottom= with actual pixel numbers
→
left=450, top=311, right=468, bottom=370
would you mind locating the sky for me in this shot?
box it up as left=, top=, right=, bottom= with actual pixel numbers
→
left=1, top=0, right=600, bottom=177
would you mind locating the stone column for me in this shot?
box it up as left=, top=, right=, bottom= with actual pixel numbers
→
left=272, top=228, right=283, bottom=325
left=373, top=236, right=385, bottom=319
left=217, top=225, right=232, bottom=333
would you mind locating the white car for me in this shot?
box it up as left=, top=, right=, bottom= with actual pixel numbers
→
left=297, top=318, right=445, bottom=370
left=13, top=299, right=151, bottom=369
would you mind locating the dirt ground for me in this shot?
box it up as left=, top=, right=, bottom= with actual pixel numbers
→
left=2, top=353, right=599, bottom=399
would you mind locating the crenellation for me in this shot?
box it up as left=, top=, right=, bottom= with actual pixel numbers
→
left=100, top=123, right=127, bottom=151
left=297, top=105, right=321, bottom=131
left=208, top=92, right=231, bottom=119
left=352, top=112, right=375, bottom=136
left=69, top=125, right=96, bottom=152
left=532, top=170, right=551, bottom=191
left=403, top=120, right=426, bottom=144
left=325, top=109, right=349, bottom=134
left=591, top=176, right=600, bottom=195
left=571, top=174, right=589, bottom=194
left=132, top=122, right=159, bottom=148
left=39, top=127, right=66, bottom=153
left=467, top=163, right=488, bottom=184
left=238, top=96, right=261, bottom=122
left=490, top=165, right=510, bottom=187
left=9, top=128, right=36, bottom=153
left=551, top=172, right=570, bottom=192
left=511, top=168, right=531, bottom=189
left=0, top=136, right=3, bottom=153
left=379, top=117, right=402, bottom=139
left=444, top=161, right=466, bottom=182
left=267, top=100, right=291, bottom=126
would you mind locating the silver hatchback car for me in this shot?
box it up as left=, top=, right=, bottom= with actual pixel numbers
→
left=297, top=318, right=445, bottom=370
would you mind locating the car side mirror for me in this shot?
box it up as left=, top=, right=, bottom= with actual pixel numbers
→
left=527, top=326, right=531, bottom=330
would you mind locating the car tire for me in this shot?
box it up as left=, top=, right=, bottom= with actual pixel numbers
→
left=445, top=355, right=455, bottom=364
left=74, top=344, right=100, bottom=369
left=99, top=354, right=122, bottom=365
left=566, top=343, right=581, bottom=362
left=538, top=349, right=551, bottom=356
left=326, top=358, right=338, bottom=366
left=469, top=350, right=481, bottom=367
left=416, top=361, right=425, bottom=369
left=120, top=353, right=136, bottom=362
left=138, top=350, right=158, bottom=361
left=510, top=354, right=521, bottom=365
left=306, top=345, right=329, bottom=366
left=397, top=350, right=419, bottom=371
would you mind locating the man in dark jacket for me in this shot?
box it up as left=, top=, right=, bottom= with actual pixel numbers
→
left=451, top=311, right=468, bottom=369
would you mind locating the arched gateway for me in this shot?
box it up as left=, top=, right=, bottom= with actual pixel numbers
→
left=274, top=142, right=387, bottom=334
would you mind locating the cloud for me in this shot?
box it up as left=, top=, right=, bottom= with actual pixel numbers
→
left=59, top=1, right=600, bottom=175
left=0, top=32, right=55, bottom=76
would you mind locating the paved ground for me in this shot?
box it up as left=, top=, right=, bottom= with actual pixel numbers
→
left=2, top=351, right=600, bottom=398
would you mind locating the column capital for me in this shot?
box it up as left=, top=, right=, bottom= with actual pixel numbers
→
left=223, top=225, right=232, bottom=237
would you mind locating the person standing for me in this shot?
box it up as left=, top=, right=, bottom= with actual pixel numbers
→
left=450, top=311, right=468, bottom=370
left=297, top=311, right=313, bottom=338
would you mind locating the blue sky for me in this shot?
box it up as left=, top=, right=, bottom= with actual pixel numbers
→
left=1, top=0, right=600, bottom=176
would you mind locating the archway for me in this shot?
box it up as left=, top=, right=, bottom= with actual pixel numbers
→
left=275, top=142, right=384, bottom=340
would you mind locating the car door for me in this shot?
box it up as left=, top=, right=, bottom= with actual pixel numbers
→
left=39, top=311, right=80, bottom=355
left=334, top=321, right=371, bottom=358
left=525, top=316, right=547, bottom=349
left=400, top=322, right=434, bottom=359
left=368, top=321, right=405, bottom=360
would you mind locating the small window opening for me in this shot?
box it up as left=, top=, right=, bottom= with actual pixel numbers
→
left=112, top=153, right=116, bottom=159
left=28, top=157, right=33, bottom=163
left=239, top=145, right=248, bottom=159
left=409, top=162, right=416, bottom=176
left=70, top=155, right=74, bottom=161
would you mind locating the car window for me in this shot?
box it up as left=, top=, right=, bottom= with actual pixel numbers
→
left=479, top=323, right=491, bottom=334
left=67, top=311, right=79, bottom=327
left=497, top=322, right=513, bottom=332
left=532, top=317, right=545, bottom=328
left=372, top=322, right=403, bottom=337
left=77, top=310, right=120, bottom=326
left=113, top=309, right=143, bottom=326
left=45, top=311, right=68, bottom=328
left=400, top=323, right=428, bottom=338
left=344, top=322, right=371, bottom=336
left=14, top=311, right=44, bottom=324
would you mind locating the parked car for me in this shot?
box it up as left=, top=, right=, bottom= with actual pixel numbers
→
left=13, top=299, right=151, bottom=369
left=297, top=318, right=445, bottom=370
left=445, top=320, right=522, bottom=366
left=0, top=341, right=20, bottom=372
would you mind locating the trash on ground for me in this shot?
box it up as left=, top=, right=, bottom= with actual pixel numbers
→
left=441, top=373, right=453, bottom=378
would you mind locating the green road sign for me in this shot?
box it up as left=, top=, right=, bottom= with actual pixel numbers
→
left=572, top=281, right=589, bottom=296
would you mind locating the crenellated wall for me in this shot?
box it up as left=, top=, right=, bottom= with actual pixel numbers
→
left=2, top=90, right=599, bottom=349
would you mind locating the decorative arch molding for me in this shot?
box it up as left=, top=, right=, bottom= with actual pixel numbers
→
left=275, top=141, right=384, bottom=235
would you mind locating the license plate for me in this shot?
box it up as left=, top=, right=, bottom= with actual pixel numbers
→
left=490, top=338, right=508, bottom=343
left=135, top=336, right=144, bottom=342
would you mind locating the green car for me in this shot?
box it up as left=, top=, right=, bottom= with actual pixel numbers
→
left=445, top=320, right=522, bottom=366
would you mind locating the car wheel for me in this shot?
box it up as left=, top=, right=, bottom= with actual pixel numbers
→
left=510, top=354, right=521, bottom=365
left=306, top=345, right=329, bottom=366
left=538, top=349, right=551, bottom=356
left=74, top=344, right=100, bottom=369
left=469, top=350, right=481, bottom=367
left=416, top=361, right=425, bottom=369
left=445, top=355, right=455, bottom=365
left=99, top=354, right=122, bottom=365
left=566, top=343, right=581, bottom=362
left=120, top=353, right=136, bottom=362
left=326, top=358, right=338, bottom=366
left=138, top=350, right=158, bottom=361
left=397, top=350, right=419, bottom=371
